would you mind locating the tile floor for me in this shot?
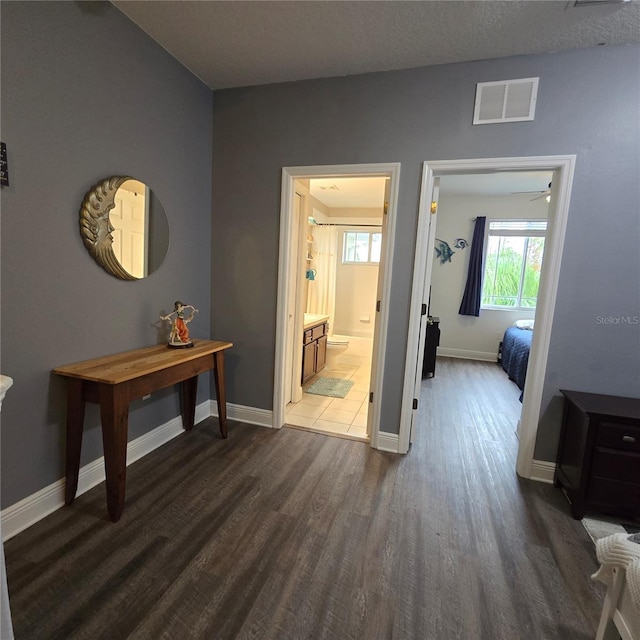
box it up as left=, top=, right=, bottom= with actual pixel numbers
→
left=284, top=361, right=371, bottom=441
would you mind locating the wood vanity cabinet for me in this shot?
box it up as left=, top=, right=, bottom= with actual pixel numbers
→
left=302, top=322, right=328, bottom=384
left=554, top=389, right=640, bottom=520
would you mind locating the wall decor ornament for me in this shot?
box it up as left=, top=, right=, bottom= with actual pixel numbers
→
left=160, top=301, right=198, bottom=348
left=435, top=238, right=455, bottom=264
left=79, top=176, right=170, bottom=280
left=454, top=238, right=469, bottom=249
left=80, top=176, right=138, bottom=280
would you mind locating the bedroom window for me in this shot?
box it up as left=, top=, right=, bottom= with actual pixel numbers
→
left=342, top=230, right=381, bottom=264
left=481, top=220, right=547, bottom=309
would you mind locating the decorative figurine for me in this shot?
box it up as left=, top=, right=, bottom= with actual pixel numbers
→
left=435, top=238, right=455, bottom=264
left=160, top=301, right=198, bottom=348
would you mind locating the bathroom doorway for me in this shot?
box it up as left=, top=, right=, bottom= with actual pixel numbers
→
left=273, top=163, right=401, bottom=450
left=285, top=177, right=384, bottom=440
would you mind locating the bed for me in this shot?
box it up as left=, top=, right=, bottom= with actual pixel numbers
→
left=500, top=323, right=533, bottom=401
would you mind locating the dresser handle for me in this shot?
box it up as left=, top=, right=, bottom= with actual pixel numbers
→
left=622, top=435, right=636, bottom=444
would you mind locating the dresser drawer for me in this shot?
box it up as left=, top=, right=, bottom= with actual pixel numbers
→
left=597, top=421, right=640, bottom=453
left=304, top=329, right=313, bottom=344
left=592, top=449, right=640, bottom=483
left=588, top=477, right=640, bottom=514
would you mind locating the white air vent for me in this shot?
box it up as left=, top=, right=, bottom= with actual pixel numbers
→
left=473, top=78, right=539, bottom=125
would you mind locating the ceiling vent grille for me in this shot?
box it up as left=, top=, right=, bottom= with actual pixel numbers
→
left=473, top=78, right=539, bottom=125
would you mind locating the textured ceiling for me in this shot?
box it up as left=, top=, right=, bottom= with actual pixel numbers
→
left=310, top=178, right=387, bottom=209
left=113, top=0, right=640, bottom=90
left=305, top=172, right=554, bottom=210
left=440, top=171, right=554, bottom=197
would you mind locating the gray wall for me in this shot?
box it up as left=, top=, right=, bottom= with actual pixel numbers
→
left=1, top=2, right=213, bottom=507
left=1, top=4, right=638, bottom=513
left=211, top=44, right=640, bottom=461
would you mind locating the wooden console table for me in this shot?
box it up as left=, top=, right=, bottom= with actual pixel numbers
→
left=54, top=339, right=233, bottom=522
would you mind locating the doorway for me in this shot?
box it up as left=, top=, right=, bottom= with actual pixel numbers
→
left=416, top=170, right=553, bottom=459
left=400, top=155, right=576, bottom=480
left=273, top=163, right=401, bottom=450
left=286, top=177, right=384, bottom=439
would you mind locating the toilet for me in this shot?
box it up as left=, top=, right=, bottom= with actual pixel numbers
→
left=325, top=336, right=349, bottom=369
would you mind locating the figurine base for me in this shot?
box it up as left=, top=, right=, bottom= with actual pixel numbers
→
left=167, top=341, right=194, bottom=349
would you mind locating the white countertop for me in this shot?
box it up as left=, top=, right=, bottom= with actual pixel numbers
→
left=303, top=314, right=329, bottom=330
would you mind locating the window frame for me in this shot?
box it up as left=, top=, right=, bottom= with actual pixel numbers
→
left=481, top=219, right=547, bottom=311
left=341, top=229, right=382, bottom=265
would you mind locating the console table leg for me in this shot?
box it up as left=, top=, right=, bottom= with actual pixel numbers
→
left=65, top=379, right=85, bottom=506
left=181, top=376, right=198, bottom=431
left=99, top=384, right=129, bottom=523
left=213, top=351, right=228, bottom=438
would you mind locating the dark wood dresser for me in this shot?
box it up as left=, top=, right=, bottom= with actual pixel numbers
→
left=422, top=316, right=440, bottom=378
left=554, top=390, right=640, bottom=520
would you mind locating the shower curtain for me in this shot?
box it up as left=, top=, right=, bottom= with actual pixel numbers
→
left=306, top=225, right=338, bottom=329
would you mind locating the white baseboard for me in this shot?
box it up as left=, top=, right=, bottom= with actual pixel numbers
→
left=0, top=408, right=189, bottom=541
left=529, top=459, right=556, bottom=484
left=376, top=431, right=400, bottom=453
left=208, top=400, right=273, bottom=428
left=436, top=347, right=498, bottom=362
left=1, top=400, right=272, bottom=541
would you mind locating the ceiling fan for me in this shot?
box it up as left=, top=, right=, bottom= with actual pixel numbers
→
left=512, top=182, right=552, bottom=202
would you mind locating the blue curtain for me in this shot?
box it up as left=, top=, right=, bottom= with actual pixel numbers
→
left=459, top=216, right=486, bottom=317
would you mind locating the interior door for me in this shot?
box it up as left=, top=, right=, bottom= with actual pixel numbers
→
left=409, top=178, right=440, bottom=444
left=110, top=187, right=146, bottom=278
left=284, top=192, right=303, bottom=405
left=516, top=170, right=558, bottom=439
left=366, top=178, right=391, bottom=439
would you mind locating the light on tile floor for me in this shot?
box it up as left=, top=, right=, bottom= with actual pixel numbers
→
left=286, top=362, right=371, bottom=441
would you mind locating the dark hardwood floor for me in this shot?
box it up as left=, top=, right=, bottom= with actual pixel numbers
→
left=4, top=357, right=604, bottom=639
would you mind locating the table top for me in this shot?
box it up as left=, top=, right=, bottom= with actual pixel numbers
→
left=561, top=389, right=640, bottom=420
left=53, top=339, right=232, bottom=385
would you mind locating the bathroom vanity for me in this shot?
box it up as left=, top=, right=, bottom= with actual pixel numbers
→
left=302, top=315, right=329, bottom=384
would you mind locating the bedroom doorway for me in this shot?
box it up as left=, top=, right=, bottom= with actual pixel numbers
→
left=400, top=155, right=576, bottom=481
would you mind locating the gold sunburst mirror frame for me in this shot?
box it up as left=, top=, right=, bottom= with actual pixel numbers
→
left=79, top=176, right=170, bottom=280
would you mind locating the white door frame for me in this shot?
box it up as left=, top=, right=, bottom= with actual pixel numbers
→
left=273, top=163, right=401, bottom=450
left=285, top=187, right=308, bottom=407
left=406, top=177, right=440, bottom=448
left=399, top=155, right=576, bottom=479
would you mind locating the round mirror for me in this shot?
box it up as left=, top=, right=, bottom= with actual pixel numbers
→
left=79, top=176, right=170, bottom=280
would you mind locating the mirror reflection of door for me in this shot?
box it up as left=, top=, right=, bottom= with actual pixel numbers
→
left=110, top=180, right=148, bottom=278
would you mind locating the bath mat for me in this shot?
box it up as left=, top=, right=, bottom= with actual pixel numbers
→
left=305, top=377, right=355, bottom=398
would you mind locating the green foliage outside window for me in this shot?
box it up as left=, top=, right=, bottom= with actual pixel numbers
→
left=482, top=235, right=545, bottom=308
